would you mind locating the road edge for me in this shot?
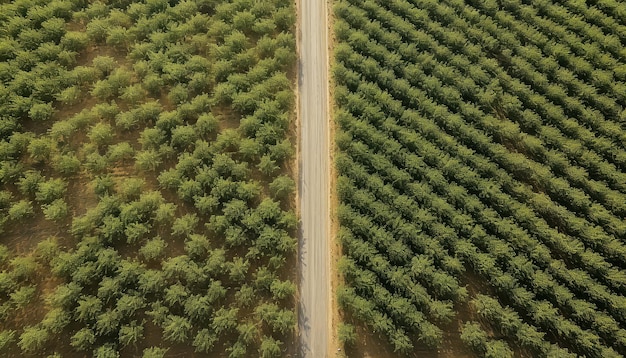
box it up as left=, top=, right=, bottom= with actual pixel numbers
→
left=293, top=0, right=303, bottom=351
left=326, top=0, right=342, bottom=356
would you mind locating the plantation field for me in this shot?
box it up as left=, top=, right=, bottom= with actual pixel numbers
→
left=0, top=0, right=298, bottom=357
left=332, top=0, right=626, bottom=357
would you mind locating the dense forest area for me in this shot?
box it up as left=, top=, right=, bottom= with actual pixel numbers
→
left=0, top=0, right=298, bottom=357
left=332, top=0, right=626, bottom=356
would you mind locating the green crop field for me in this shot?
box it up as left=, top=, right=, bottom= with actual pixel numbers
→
left=0, top=0, right=297, bottom=357
left=332, top=0, right=626, bottom=357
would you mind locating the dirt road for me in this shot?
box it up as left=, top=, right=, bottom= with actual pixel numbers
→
left=297, top=0, right=331, bottom=356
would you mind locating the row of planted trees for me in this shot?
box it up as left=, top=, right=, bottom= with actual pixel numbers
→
left=334, top=0, right=626, bottom=356
left=0, top=0, right=299, bottom=356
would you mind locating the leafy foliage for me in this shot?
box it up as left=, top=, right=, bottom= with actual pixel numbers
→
left=0, top=0, right=298, bottom=357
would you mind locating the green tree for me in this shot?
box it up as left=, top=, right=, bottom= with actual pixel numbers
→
left=338, top=323, right=357, bottom=346
left=41, top=308, right=70, bottom=334
left=17, top=170, right=43, bottom=196
left=0, top=330, right=15, bottom=351
left=135, top=149, right=162, bottom=171
left=18, top=325, right=49, bottom=353
left=184, top=294, right=212, bottom=321
left=212, top=307, right=239, bottom=335
left=193, top=329, right=217, bottom=353
left=36, top=237, right=60, bottom=263
left=56, top=85, right=81, bottom=105
left=92, top=56, right=117, bottom=76
left=95, top=309, right=121, bottom=336
left=184, top=234, right=210, bottom=259
left=92, top=175, right=116, bottom=197
left=8, top=200, right=34, bottom=221
left=60, top=31, right=89, bottom=51
left=42, top=199, right=68, bottom=221
left=120, top=84, right=145, bottom=105
left=235, top=284, right=255, bottom=308
left=49, top=120, right=77, bottom=142
left=70, top=327, right=95, bottom=351
left=93, top=344, right=119, bottom=358
left=196, top=113, right=219, bottom=137
left=76, top=295, right=103, bottom=323
left=255, top=303, right=295, bottom=334
left=28, top=137, right=55, bottom=163
left=269, top=175, right=295, bottom=200
left=172, top=213, right=198, bottom=237
left=139, top=237, right=167, bottom=262
left=107, top=142, right=134, bottom=162
left=162, top=315, right=191, bottom=344
left=29, top=102, right=54, bottom=121
left=119, top=321, right=144, bottom=347
left=52, top=153, right=81, bottom=176
left=164, top=283, right=189, bottom=307
left=118, top=177, right=145, bottom=200
left=97, top=277, right=121, bottom=303
left=171, top=125, right=198, bottom=149
left=228, top=257, right=250, bottom=283
left=139, top=128, right=166, bottom=149
left=116, top=294, right=145, bottom=317
left=154, top=202, right=177, bottom=224
left=259, top=336, right=282, bottom=358
left=142, top=347, right=168, bottom=358
left=258, top=154, right=279, bottom=176
left=138, top=269, right=165, bottom=294
left=88, top=122, right=114, bottom=147
left=36, top=178, right=67, bottom=203
left=270, top=279, right=295, bottom=300
left=106, top=27, right=133, bottom=49
left=10, top=285, right=36, bottom=307
left=85, top=152, right=109, bottom=173
left=485, top=340, right=514, bottom=358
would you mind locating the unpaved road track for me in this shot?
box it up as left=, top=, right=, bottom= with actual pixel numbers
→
left=297, top=0, right=331, bottom=356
